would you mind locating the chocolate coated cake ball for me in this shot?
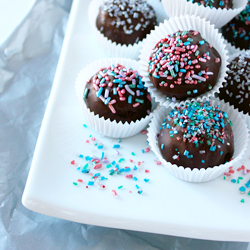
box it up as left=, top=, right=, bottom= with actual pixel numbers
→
left=218, top=53, right=250, bottom=115
left=84, top=64, right=152, bottom=123
left=148, top=30, right=222, bottom=101
left=96, top=0, right=157, bottom=45
left=158, top=101, right=234, bottom=169
left=187, top=0, right=233, bottom=9
left=221, top=0, right=250, bottom=50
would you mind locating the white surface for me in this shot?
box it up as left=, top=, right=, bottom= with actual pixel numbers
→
left=0, top=0, right=36, bottom=45
left=22, top=0, right=250, bottom=242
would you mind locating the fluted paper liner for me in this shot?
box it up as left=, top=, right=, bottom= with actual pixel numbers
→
left=161, top=0, right=247, bottom=29
left=75, top=58, right=157, bottom=138
left=139, top=15, right=229, bottom=107
left=88, top=0, right=168, bottom=59
left=147, top=100, right=249, bottom=182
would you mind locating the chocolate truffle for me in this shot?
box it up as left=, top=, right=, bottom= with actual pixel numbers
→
left=158, top=101, right=234, bottom=169
left=218, top=53, right=250, bottom=115
left=83, top=64, right=152, bottom=123
left=96, top=0, right=157, bottom=45
left=221, top=0, right=250, bottom=50
left=148, top=30, right=222, bottom=101
left=187, top=0, right=233, bottom=9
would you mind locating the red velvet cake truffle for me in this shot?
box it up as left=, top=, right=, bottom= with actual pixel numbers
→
left=148, top=30, right=222, bottom=101
left=218, top=53, right=250, bottom=115
left=83, top=63, right=152, bottom=123
left=96, top=0, right=157, bottom=45
left=158, top=101, right=234, bottom=169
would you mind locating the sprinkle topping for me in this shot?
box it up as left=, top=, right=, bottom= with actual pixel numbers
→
left=160, top=101, right=231, bottom=145
left=187, top=0, right=232, bottom=9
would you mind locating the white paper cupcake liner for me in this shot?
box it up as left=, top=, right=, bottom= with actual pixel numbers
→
left=161, top=0, right=247, bottom=29
left=139, top=15, right=229, bottom=107
left=88, top=0, right=167, bottom=60
left=147, top=99, right=249, bottom=182
left=75, top=58, right=158, bottom=138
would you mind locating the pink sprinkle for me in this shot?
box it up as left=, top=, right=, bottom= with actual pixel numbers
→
left=141, top=130, right=147, bottom=134
left=129, top=191, right=132, bottom=193
left=156, top=161, right=162, bottom=165
left=91, top=137, right=96, bottom=141
left=125, top=174, right=133, bottom=179
left=145, top=170, right=149, bottom=173
left=109, top=104, right=116, bottom=114
left=112, top=190, right=118, bottom=196
left=145, top=148, right=150, bottom=153
left=94, top=164, right=102, bottom=169
left=109, top=99, right=116, bottom=105
left=85, top=140, right=90, bottom=143
left=133, top=103, right=140, bottom=108
left=147, top=94, right=152, bottom=101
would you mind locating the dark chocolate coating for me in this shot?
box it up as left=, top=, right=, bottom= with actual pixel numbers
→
left=148, top=30, right=222, bottom=101
left=158, top=102, right=234, bottom=169
left=96, top=0, right=157, bottom=45
left=187, top=0, right=232, bottom=9
left=218, top=54, right=250, bottom=115
left=221, top=1, right=250, bottom=50
left=84, top=66, right=152, bottom=124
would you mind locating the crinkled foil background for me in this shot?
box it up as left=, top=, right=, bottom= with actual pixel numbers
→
left=0, top=0, right=249, bottom=249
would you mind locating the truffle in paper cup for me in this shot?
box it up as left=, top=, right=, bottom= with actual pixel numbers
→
left=161, top=0, right=247, bottom=29
left=88, top=0, right=167, bottom=59
left=75, top=58, right=157, bottom=138
left=139, top=15, right=229, bottom=106
left=147, top=100, right=249, bottom=182
left=218, top=52, right=250, bottom=129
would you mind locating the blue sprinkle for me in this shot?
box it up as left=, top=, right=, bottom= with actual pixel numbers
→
left=133, top=177, right=138, bottom=181
left=88, top=181, right=94, bottom=186
left=104, top=97, right=111, bottom=105
left=113, top=88, right=117, bottom=95
left=96, top=87, right=103, bottom=97
left=101, top=152, right=104, bottom=160
left=98, top=145, right=103, bottom=149
left=239, top=186, right=246, bottom=192
left=199, top=40, right=205, bottom=45
left=81, top=169, right=90, bottom=173
left=79, top=154, right=84, bottom=158
left=231, top=179, right=236, bottom=183
left=135, top=185, right=140, bottom=189
left=83, top=124, right=87, bottom=128
left=128, top=95, right=132, bottom=104
left=144, top=178, right=149, bottom=182
left=113, top=144, right=120, bottom=148
left=111, top=161, right=116, bottom=165
left=142, top=149, right=145, bottom=153
left=138, top=190, right=143, bottom=194
left=85, top=156, right=92, bottom=161
left=77, top=167, right=80, bottom=170
left=161, top=144, right=165, bottom=149
left=100, top=176, right=106, bottom=181
left=94, top=173, right=101, bottom=177
left=201, top=160, right=205, bottom=163
left=134, top=166, right=137, bottom=170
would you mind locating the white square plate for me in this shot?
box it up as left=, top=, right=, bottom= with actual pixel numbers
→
left=22, top=0, right=250, bottom=242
